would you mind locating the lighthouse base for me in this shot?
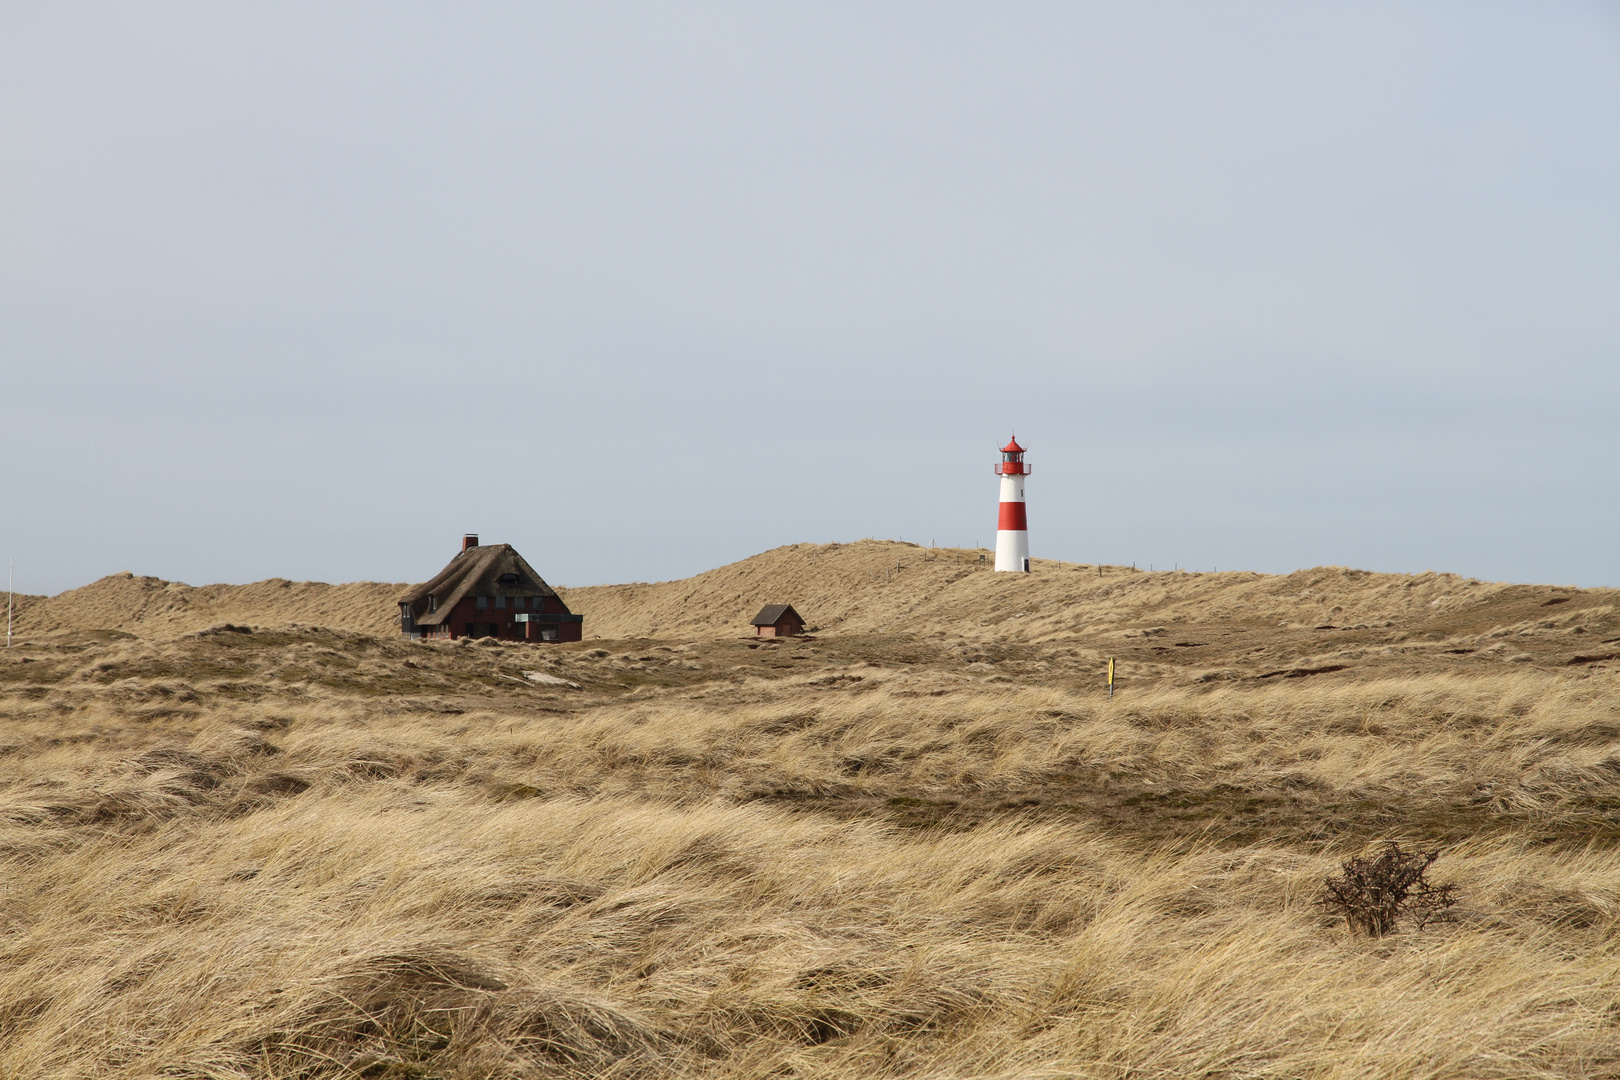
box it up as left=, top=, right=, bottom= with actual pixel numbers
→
left=995, top=530, right=1029, bottom=572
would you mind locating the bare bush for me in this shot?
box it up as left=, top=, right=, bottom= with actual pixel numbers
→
left=1322, top=842, right=1458, bottom=936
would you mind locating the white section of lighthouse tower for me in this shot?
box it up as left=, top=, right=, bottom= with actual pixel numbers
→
left=994, top=436, right=1030, bottom=572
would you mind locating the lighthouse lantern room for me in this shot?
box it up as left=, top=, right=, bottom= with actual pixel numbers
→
left=993, top=435, right=1031, bottom=572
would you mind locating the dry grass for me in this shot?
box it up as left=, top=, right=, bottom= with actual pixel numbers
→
left=8, top=573, right=405, bottom=640
left=2, top=542, right=1619, bottom=1077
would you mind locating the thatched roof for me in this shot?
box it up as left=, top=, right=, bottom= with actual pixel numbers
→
left=398, top=544, right=567, bottom=627
left=751, top=604, right=803, bottom=627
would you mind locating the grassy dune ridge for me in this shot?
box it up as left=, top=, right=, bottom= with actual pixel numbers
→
left=559, top=542, right=1606, bottom=645
left=15, top=540, right=1615, bottom=655
left=1, top=541, right=1619, bottom=1077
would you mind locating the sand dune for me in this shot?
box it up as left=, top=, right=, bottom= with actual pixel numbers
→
left=9, top=544, right=1615, bottom=679
left=559, top=540, right=1613, bottom=644
left=9, top=572, right=404, bottom=639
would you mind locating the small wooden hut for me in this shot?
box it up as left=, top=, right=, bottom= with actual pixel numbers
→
left=751, top=604, right=805, bottom=638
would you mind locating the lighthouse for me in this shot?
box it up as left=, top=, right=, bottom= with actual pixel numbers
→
left=994, top=435, right=1031, bottom=572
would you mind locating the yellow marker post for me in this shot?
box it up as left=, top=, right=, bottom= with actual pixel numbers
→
left=1107, top=657, right=1115, bottom=699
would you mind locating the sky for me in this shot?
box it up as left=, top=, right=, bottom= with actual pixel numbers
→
left=3, top=1, right=1618, bottom=595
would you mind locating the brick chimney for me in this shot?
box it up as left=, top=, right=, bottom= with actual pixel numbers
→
left=462, top=534, right=479, bottom=553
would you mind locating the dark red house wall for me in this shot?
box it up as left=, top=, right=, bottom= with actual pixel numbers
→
left=439, top=595, right=578, bottom=642
left=525, top=619, right=583, bottom=643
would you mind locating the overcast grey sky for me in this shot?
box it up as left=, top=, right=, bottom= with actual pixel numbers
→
left=3, top=2, right=1617, bottom=595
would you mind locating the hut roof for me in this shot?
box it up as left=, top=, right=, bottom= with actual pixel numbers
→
left=398, top=544, right=566, bottom=626
left=750, top=604, right=803, bottom=627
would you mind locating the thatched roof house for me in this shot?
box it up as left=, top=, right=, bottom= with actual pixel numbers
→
left=398, top=535, right=581, bottom=642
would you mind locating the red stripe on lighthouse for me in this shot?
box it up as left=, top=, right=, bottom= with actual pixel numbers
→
left=998, top=502, right=1027, bottom=530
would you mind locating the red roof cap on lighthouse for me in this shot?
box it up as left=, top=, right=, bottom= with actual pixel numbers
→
left=1001, top=435, right=1025, bottom=454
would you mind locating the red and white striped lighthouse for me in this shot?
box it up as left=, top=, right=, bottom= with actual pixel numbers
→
left=994, top=435, right=1031, bottom=572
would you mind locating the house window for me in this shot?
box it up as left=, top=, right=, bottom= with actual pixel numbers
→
left=513, top=596, right=525, bottom=610
left=495, top=596, right=506, bottom=609
left=428, top=594, right=437, bottom=613
left=476, top=596, right=487, bottom=609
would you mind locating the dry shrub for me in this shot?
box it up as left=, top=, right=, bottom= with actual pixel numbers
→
left=1321, top=842, right=1459, bottom=935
